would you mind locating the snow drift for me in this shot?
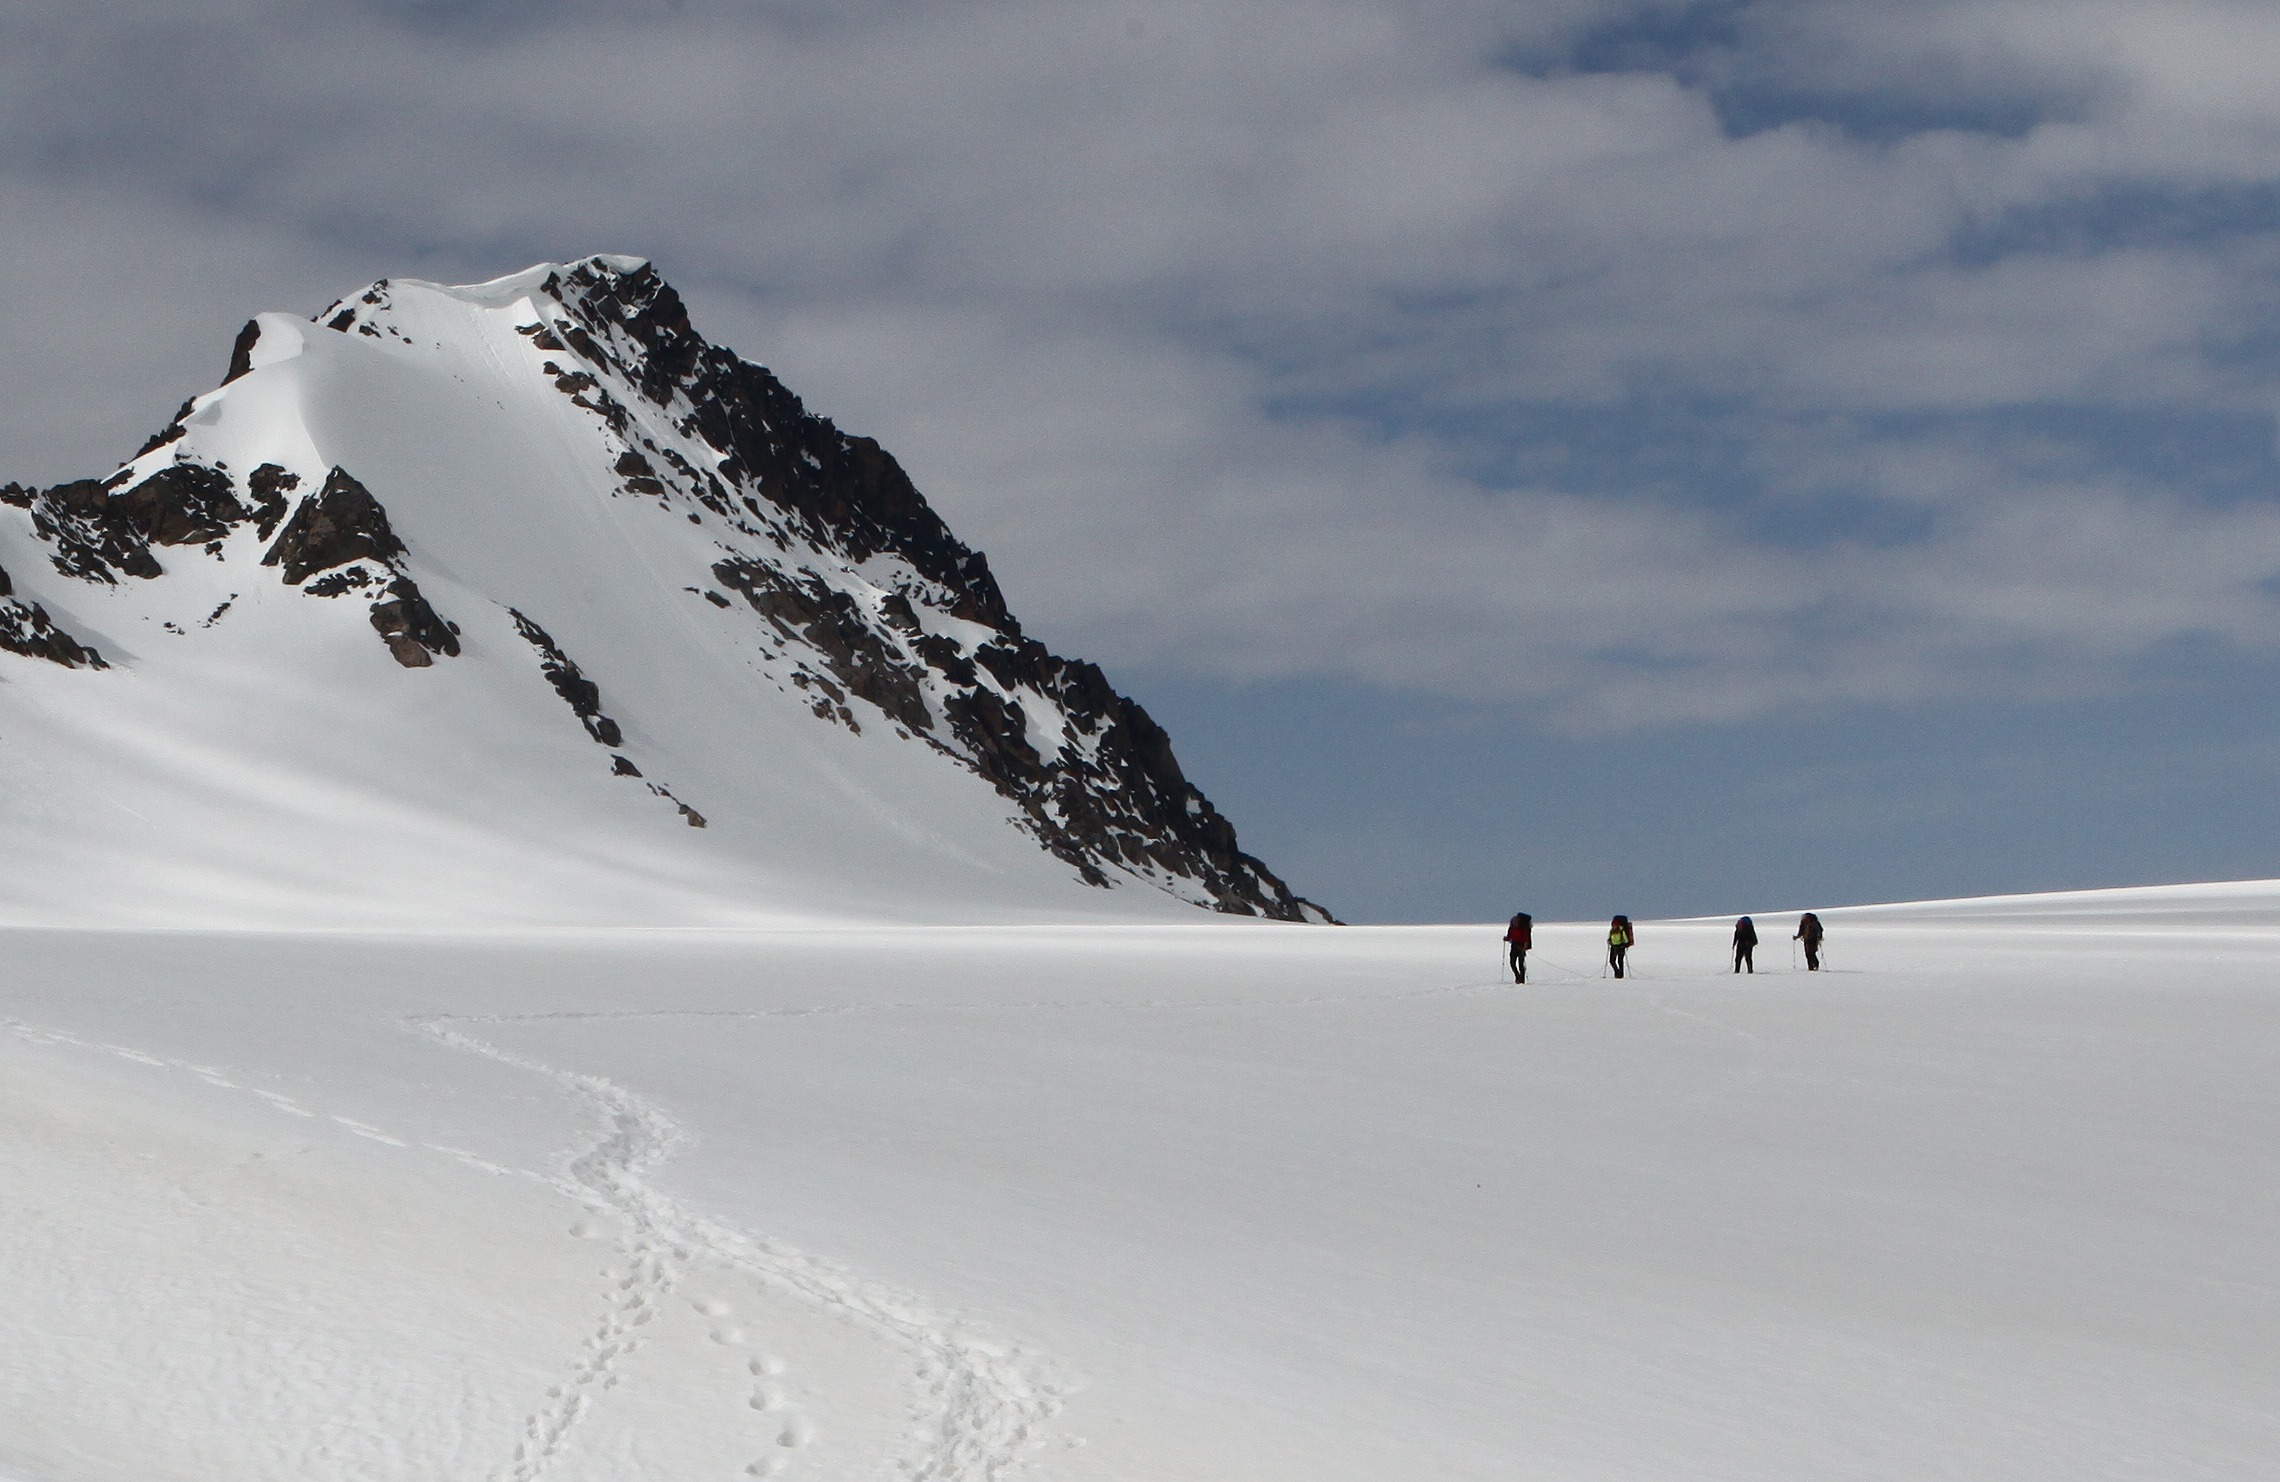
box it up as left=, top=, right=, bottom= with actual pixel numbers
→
left=0, top=256, right=1326, bottom=928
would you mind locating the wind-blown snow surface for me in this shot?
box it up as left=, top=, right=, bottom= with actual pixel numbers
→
left=4, top=883, right=2275, bottom=1480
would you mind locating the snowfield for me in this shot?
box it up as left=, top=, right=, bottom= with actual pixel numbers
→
left=4, top=882, right=2275, bottom=1480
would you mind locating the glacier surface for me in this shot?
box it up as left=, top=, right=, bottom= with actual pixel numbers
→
left=2, top=887, right=2275, bottom=1479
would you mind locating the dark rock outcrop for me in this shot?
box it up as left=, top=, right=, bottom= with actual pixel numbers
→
left=0, top=560, right=104, bottom=669
left=7, top=477, right=163, bottom=584
left=118, top=465, right=248, bottom=548
left=264, top=466, right=458, bottom=669
left=223, top=320, right=262, bottom=384
left=369, top=577, right=460, bottom=668
left=934, top=635, right=1315, bottom=916
left=130, top=400, right=197, bottom=460
left=15, top=460, right=255, bottom=575
left=644, top=780, right=706, bottom=827
left=263, top=467, right=407, bottom=585
left=246, top=464, right=298, bottom=540
left=713, top=557, right=934, bottom=736
left=509, top=609, right=623, bottom=745
left=4, top=455, right=456, bottom=674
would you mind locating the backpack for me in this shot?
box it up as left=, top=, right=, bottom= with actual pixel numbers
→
left=1610, top=915, right=1632, bottom=947
left=1505, top=912, right=1532, bottom=946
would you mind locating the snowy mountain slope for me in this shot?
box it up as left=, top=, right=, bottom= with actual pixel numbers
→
left=0, top=256, right=1325, bottom=927
left=3, top=891, right=2275, bottom=1480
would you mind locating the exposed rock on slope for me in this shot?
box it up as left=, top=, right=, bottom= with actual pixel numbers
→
left=509, top=608, right=623, bottom=748
left=263, top=467, right=460, bottom=668
left=4, top=458, right=458, bottom=671
left=0, top=557, right=103, bottom=668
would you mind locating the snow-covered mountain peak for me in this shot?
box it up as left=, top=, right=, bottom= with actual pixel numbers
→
left=0, top=258, right=1329, bottom=928
left=370, top=252, right=655, bottom=312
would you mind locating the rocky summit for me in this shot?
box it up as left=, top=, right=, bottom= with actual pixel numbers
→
left=0, top=256, right=1329, bottom=926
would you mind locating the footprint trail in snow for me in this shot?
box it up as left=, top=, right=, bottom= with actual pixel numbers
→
left=1, top=1011, right=1061, bottom=1482
left=411, top=1014, right=1063, bottom=1482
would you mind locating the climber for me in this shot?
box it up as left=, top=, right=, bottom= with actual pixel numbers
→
left=1504, top=911, right=1532, bottom=983
left=1795, top=912, right=1824, bottom=971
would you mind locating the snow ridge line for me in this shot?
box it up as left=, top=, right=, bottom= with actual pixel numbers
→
left=410, top=1014, right=1062, bottom=1482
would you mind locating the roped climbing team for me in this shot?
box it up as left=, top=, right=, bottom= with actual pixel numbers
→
left=1499, top=909, right=1828, bottom=979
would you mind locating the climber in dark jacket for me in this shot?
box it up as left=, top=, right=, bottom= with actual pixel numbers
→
left=1795, top=912, right=1824, bottom=971
left=1607, top=915, right=1633, bottom=978
left=1732, top=915, right=1757, bottom=973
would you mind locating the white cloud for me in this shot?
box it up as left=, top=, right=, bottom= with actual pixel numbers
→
left=3, top=0, right=2279, bottom=728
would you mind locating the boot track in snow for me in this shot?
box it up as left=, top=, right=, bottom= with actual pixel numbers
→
left=0, top=1012, right=1061, bottom=1482
left=409, top=1013, right=1063, bottom=1482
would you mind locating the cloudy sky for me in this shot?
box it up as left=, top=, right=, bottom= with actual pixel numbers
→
left=7, top=0, right=2280, bottom=920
